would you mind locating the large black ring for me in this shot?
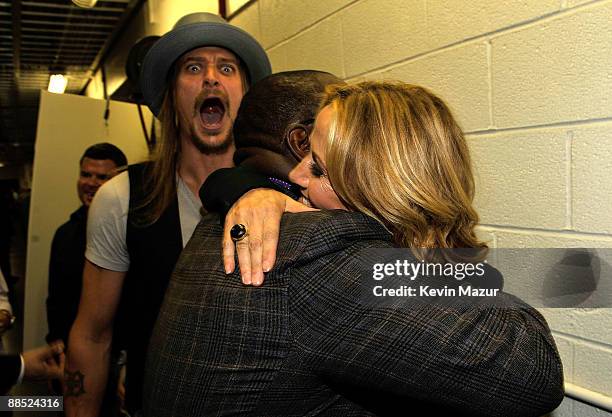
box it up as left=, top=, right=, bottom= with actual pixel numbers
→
left=230, top=223, right=248, bottom=242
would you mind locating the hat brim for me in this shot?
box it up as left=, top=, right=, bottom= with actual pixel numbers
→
left=141, top=21, right=271, bottom=117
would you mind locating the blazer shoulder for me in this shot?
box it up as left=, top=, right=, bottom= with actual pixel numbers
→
left=276, top=210, right=392, bottom=268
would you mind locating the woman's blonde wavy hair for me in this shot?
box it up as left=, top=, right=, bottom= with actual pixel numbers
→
left=321, top=81, right=487, bottom=256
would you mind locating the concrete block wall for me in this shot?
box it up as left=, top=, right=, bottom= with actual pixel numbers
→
left=230, top=1, right=612, bottom=415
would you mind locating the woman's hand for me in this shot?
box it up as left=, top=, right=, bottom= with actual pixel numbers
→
left=223, top=188, right=316, bottom=285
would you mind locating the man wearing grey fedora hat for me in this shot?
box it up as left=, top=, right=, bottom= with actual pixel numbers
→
left=64, top=12, right=271, bottom=416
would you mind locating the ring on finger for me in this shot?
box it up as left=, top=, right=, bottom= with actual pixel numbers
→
left=230, top=223, right=248, bottom=242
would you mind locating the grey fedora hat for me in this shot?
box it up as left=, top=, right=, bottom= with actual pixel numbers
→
left=141, top=12, right=271, bottom=117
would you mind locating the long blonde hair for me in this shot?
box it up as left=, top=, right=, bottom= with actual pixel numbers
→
left=322, top=81, right=486, bottom=253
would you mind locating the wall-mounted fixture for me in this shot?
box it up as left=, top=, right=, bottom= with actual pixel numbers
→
left=221, top=0, right=251, bottom=19
left=72, top=0, right=98, bottom=8
left=48, top=75, right=68, bottom=94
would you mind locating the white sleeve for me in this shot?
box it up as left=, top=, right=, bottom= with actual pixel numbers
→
left=17, top=354, right=25, bottom=385
left=85, top=171, right=130, bottom=272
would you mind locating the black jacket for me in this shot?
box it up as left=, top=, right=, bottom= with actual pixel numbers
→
left=0, top=353, right=21, bottom=394
left=46, top=205, right=87, bottom=345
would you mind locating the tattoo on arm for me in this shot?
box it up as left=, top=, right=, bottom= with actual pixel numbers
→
left=64, top=369, right=86, bottom=397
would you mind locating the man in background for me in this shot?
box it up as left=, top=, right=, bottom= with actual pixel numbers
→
left=47, top=142, right=127, bottom=346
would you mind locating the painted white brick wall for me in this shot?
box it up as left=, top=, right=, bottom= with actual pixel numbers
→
left=544, top=309, right=612, bottom=347
left=230, top=0, right=612, bottom=414
left=426, top=0, right=561, bottom=49
left=341, top=0, right=429, bottom=77
left=382, top=42, right=491, bottom=132
left=574, top=342, right=612, bottom=397
left=491, top=3, right=612, bottom=128
left=258, top=0, right=354, bottom=48
left=266, top=45, right=288, bottom=73
left=469, top=129, right=567, bottom=229
left=228, top=1, right=263, bottom=44
left=284, top=15, right=345, bottom=77
left=573, top=124, right=612, bottom=234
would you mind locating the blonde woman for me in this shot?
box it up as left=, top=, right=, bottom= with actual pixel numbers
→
left=288, top=81, right=487, bottom=254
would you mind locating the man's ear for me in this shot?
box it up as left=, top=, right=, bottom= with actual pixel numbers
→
left=286, top=124, right=311, bottom=161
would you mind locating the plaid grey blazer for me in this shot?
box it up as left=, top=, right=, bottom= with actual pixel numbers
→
left=143, top=210, right=563, bottom=417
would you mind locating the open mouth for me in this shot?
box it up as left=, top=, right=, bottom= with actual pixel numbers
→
left=199, top=97, right=226, bottom=130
